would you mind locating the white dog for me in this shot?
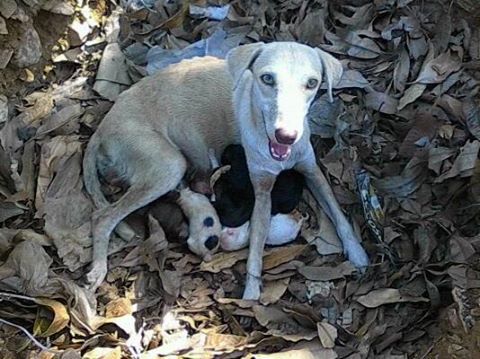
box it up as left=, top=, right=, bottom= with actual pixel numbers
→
left=83, top=42, right=369, bottom=299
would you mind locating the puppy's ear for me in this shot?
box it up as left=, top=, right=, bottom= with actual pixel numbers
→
left=226, top=42, right=265, bottom=88
left=315, top=48, right=343, bottom=103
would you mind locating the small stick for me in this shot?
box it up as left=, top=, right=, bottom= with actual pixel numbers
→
left=0, top=292, right=35, bottom=302
left=0, top=317, right=61, bottom=354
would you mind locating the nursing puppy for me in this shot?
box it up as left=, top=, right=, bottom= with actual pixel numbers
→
left=213, top=144, right=305, bottom=228
left=147, top=189, right=220, bottom=260
left=210, top=144, right=305, bottom=250
left=83, top=42, right=369, bottom=299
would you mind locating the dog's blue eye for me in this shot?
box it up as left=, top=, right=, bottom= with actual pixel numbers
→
left=306, top=78, right=318, bottom=89
left=261, top=74, right=275, bottom=86
left=203, top=217, right=214, bottom=227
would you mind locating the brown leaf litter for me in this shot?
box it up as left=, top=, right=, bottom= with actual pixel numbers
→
left=1, top=0, right=480, bottom=358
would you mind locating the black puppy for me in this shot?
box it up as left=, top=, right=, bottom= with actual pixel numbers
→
left=213, top=144, right=305, bottom=228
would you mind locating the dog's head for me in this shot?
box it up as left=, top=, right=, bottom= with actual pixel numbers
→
left=227, top=42, right=343, bottom=162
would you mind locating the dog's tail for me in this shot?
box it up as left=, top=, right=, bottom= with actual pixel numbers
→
left=82, top=136, right=109, bottom=208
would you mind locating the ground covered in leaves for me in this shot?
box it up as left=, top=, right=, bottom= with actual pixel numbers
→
left=1, top=0, right=480, bottom=358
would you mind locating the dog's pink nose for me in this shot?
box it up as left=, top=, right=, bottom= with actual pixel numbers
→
left=275, top=128, right=297, bottom=145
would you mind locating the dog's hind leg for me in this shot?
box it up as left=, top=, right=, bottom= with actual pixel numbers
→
left=86, top=137, right=187, bottom=290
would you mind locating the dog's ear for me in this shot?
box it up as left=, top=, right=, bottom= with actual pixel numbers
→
left=227, top=42, right=265, bottom=88
left=315, top=48, right=343, bottom=103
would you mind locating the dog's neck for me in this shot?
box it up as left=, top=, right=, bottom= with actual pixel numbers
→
left=232, top=73, right=313, bottom=176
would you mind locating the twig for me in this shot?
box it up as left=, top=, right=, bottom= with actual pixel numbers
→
left=0, top=317, right=61, bottom=354
left=419, top=342, right=435, bottom=359
left=0, top=292, right=36, bottom=302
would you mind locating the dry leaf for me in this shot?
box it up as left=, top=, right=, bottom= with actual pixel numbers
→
left=357, top=288, right=429, bottom=308
left=449, top=234, right=476, bottom=264
left=200, top=249, right=248, bottom=273
left=0, top=201, right=24, bottom=222
left=260, top=278, right=290, bottom=305
left=0, top=95, right=7, bottom=124
left=317, top=321, right=338, bottom=348
left=464, top=99, right=480, bottom=141
left=469, top=28, right=480, bottom=60
left=335, top=70, right=371, bottom=89
left=393, top=48, right=410, bottom=92
left=159, top=269, right=183, bottom=298
left=56, top=278, right=99, bottom=334
left=253, top=305, right=317, bottom=342
left=414, top=226, right=437, bottom=264
left=298, top=261, right=356, bottom=281
left=200, top=245, right=305, bottom=274
left=249, top=340, right=337, bottom=359
left=142, top=214, right=169, bottom=272
left=381, top=16, right=421, bottom=40
left=35, top=135, right=83, bottom=216
left=428, top=147, right=456, bottom=175
left=435, top=140, right=480, bottom=183
left=375, top=153, right=428, bottom=198
left=83, top=347, right=121, bottom=359
left=407, top=35, right=428, bottom=59
left=414, top=52, right=461, bottom=84
left=204, top=333, right=248, bottom=350
left=34, top=298, right=70, bottom=337
left=398, top=114, right=439, bottom=157
left=15, top=90, right=54, bottom=125
left=346, top=31, right=382, bottom=59
left=263, top=245, right=307, bottom=270
left=35, top=103, right=84, bottom=138
left=105, top=298, right=133, bottom=318
left=43, top=150, right=94, bottom=271
left=295, top=9, right=326, bottom=46
left=397, top=84, right=426, bottom=110
left=2, top=240, right=52, bottom=295
left=365, top=91, right=398, bottom=114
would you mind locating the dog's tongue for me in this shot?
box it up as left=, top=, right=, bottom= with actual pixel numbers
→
left=272, top=142, right=289, bottom=156
left=269, top=141, right=291, bottom=161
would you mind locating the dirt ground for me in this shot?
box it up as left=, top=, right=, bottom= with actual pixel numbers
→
left=1, top=0, right=480, bottom=358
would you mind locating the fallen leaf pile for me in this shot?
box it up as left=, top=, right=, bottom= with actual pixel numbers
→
left=1, top=0, right=480, bottom=358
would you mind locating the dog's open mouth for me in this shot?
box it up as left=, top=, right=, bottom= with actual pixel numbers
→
left=269, top=140, right=291, bottom=161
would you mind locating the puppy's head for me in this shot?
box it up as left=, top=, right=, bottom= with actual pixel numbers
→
left=227, top=42, right=343, bottom=162
left=177, top=188, right=222, bottom=261
left=186, top=214, right=221, bottom=261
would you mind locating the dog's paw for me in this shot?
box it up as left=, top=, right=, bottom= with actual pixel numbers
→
left=242, top=274, right=262, bottom=300
left=343, top=238, right=369, bottom=271
left=336, top=222, right=369, bottom=271
left=86, top=261, right=108, bottom=291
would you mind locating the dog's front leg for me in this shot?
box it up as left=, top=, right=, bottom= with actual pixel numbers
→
left=296, top=158, right=369, bottom=269
left=242, top=173, right=276, bottom=300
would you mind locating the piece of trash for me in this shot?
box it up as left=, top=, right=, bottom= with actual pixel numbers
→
left=125, top=0, right=157, bottom=12
left=355, top=168, right=384, bottom=244
left=146, top=27, right=247, bottom=74
left=93, top=43, right=132, bottom=101
left=189, top=5, right=230, bottom=21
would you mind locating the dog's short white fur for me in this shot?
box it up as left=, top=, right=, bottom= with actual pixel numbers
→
left=83, top=42, right=369, bottom=299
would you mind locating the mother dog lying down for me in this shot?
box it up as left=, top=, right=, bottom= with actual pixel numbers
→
left=83, top=41, right=369, bottom=299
